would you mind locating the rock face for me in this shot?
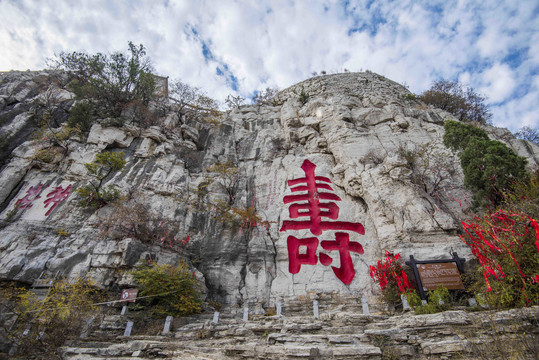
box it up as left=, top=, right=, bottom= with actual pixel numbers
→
left=0, top=70, right=537, bottom=306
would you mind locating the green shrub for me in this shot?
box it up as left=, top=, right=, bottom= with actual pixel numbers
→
left=76, top=151, right=125, bottom=209
left=443, top=120, right=528, bottom=206
left=413, top=286, right=450, bottom=314
left=132, top=261, right=201, bottom=317
left=34, top=147, right=62, bottom=164
left=298, top=87, right=309, bottom=105
left=460, top=138, right=527, bottom=205
left=404, top=290, right=422, bottom=308
left=443, top=120, right=489, bottom=152
left=68, top=101, right=94, bottom=133
left=31, top=111, right=82, bottom=160
left=76, top=184, right=121, bottom=209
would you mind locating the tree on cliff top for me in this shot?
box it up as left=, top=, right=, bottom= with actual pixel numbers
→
left=52, top=42, right=156, bottom=118
left=169, top=80, right=220, bottom=124
left=421, top=80, right=492, bottom=125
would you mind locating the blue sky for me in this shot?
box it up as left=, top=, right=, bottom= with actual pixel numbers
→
left=0, top=0, right=537, bottom=131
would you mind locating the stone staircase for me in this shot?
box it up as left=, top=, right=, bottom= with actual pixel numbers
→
left=60, top=301, right=539, bottom=360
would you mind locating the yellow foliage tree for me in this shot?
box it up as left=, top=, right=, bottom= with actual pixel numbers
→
left=1, top=278, right=100, bottom=359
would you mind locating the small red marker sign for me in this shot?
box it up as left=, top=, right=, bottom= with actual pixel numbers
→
left=121, top=289, right=138, bottom=302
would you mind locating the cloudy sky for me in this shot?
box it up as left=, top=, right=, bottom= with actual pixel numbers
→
left=1, top=0, right=537, bottom=131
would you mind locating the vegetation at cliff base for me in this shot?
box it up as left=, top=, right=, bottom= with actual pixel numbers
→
left=132, top=261, right=201, bottom=317
left=369, top=251, right=414, bottom=308
left=459, top=170, right=539, bottom=309
left=0, top=278, right=101, bottom=359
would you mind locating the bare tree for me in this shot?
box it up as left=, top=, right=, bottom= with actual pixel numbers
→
left=421, top=80, right=492, bottom=124
left=253, top=87, right=279, bottom=105
left=514, top=126, right=538, bottom=145
left=225, top=94, right=245, bottom=109
left=169, top=80, right=220, bottom=124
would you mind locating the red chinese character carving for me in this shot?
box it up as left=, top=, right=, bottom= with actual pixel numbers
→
left=15, top=183, right=45, bottom=209
left=281, top=160, right=366, bottom=285
left=287, top=235, right=319, bottom=274
left=280, top=160, right=364, bottom=236
left=43, top=184, right=72, bottom=216
left=319, top=232, right=364, bottom=285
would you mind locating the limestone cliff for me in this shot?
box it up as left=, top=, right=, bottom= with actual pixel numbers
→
left=0, top=70, right=537, bottom=307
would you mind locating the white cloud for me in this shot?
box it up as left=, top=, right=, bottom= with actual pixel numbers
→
left=0, top=0, right=537, bottom=131
left=479, top=63, right=516, bottom=104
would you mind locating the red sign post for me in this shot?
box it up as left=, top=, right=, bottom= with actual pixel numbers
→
left=121, top=289, right=138, bottom=303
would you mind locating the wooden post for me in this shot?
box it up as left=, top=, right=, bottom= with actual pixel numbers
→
left=406, top=255, right=427, bottom=301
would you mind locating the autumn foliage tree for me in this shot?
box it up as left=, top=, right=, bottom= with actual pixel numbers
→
left=99, top=199, right=189, bottom=252
left=1, top=278, right=100, bottom=358
left=206, top=162, right=241, bottom=205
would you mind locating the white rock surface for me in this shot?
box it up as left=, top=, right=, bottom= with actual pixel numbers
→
left=0, top=71, right=537, bottom=306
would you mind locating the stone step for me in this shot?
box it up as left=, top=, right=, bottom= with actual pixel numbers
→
left=267, top=332, right=371, bottom=347
left=222, top=343, right=382, bottom=359
left=64, top=357, right=147, bottom=360
left=65, top=340, right=120, bottom=349
left=58, top=306, right=539, bottom=360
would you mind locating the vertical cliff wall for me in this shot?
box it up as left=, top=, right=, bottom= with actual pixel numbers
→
left=0, top=70, right=537, bottom=306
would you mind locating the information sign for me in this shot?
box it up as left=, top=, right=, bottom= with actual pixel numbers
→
left=417, top=262, right=464, bottom=290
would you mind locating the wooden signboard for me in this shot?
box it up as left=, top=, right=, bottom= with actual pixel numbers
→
left=417, top=262, right=464, bottom=290
left=406, top=253, right=466, bottom=300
